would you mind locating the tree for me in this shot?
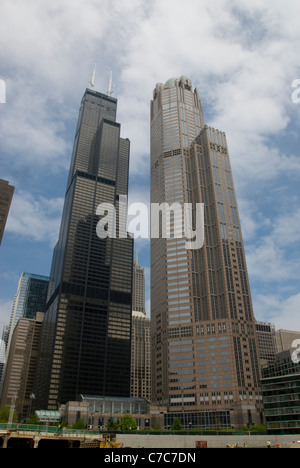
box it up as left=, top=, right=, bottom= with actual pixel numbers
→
left=118, top=414, right=138, bottom=431
left=171, top=418, right=182, bottom=431
left=72, top=418, right=86, bottom=429
left=106, top=418, right=119, bottom=431
left=0, top=406, right=17, bottom=423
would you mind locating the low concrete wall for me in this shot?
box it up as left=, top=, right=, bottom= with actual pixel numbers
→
left=116, top=433, right=299, bottom=449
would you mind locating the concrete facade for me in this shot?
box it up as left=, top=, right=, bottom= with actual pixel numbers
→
left=116, top=433, right=299, bottom=449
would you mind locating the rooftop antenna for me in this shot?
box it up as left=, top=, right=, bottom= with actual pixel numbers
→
left=88, top=62, right=97, bottom=90
left=107, top=71, right=113, bottom=96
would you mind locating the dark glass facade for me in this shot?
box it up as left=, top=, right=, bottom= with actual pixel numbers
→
left=6, top=273, right=49, bottom=345
left=35, top=88, right=133, bottom=410
left=164, top=410, right=231, bottom=430
left=23, top=274, right=49, bottom=320
left=261, top=352, right=300, bottom=434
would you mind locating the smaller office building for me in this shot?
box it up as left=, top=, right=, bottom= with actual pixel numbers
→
left=61, top=395, right=151, bottom=429
left=261, top=350, right=300, bottom=434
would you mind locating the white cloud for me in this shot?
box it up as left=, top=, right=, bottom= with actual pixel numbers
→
left=1, top=0, right=300, bottom=180
left=1, top=79, right=71, bottom=172
left=238, top=198, right=269, bottom=242
left=254, top=292, right=300, bottom=332
left=6, top=191, right=64, bottom=247
left=245, top=205, right=300, bottom=283
left=0, top=0, right=149, bottom=173
left=272, top=208, right=300, bottom=246
left=116, top=0, right=300, bottom=187
left=1, top=1, right=112, bottom=81
left=247, top=237, right=297, bottom=283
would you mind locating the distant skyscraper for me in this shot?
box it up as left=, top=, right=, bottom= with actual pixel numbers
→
left=35, top=74, right=133, bottom=410
left=5, top=273, right=49, bottom=358
left=275, top=329, right=300, bottom=354
left=0, top=337, right=6, bottom=388
left=256, top=321, right=276, bottom=368
left=132, top=252, right=146, bottom=314
left=0, top=312, right=44, bottom=419
left=131, top=312, right=151, bottom=401
left=150, top=76, right=263, bottom=429
left=0, top=326, right=9, bottom=385
left=0, top=273, right=48, bottom=399
left=0, top=179, right=14, bottom=245
left=131, top=254, right=151, bottom=401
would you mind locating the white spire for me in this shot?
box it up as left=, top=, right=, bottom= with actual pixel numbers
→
left=107, top=71, right=113, bottom=96
left=88, top=62, right=97, bottom=90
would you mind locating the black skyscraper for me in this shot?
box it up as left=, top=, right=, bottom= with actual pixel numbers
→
left=35, top=75, right=133, bottom=410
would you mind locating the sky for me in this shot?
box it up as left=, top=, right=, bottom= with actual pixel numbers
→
left=0, top=0, right=300, bottom=333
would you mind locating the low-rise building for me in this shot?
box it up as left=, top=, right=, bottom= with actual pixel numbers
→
left=261, top=350, right=300, bottom=434
left=60, top=395, right=152, bottom=429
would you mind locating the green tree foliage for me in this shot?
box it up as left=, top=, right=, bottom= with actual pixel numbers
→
left=72, top=418, right=86, bottom=429
left=106, top=414, right=138, bottom=431
left=171, top=418, right=182, bottom=431
left=0, top=406, right=17, bottom=423
left=106, top=418, right=119, bottom=431
left=118, top=414, right=138, bottom=431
